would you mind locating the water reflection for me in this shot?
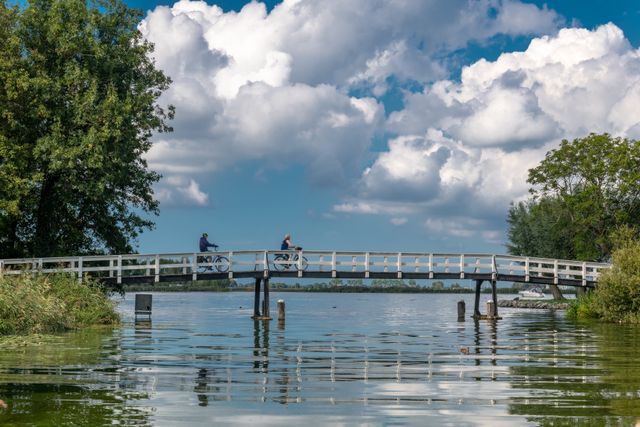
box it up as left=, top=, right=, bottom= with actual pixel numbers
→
left=0, top=329, right=153, bottom=426
left=194, top=368, right=209, bottom=406
left=253, top=320, right=269, bottom=372
left=507, top=317, right=640, bottom=425
left=3, top=293, right=640, bottom=425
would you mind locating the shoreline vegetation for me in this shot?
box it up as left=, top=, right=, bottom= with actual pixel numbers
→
left=0, top=274, right=119, bottom=336
left=567, top=235, right=640, bottom=323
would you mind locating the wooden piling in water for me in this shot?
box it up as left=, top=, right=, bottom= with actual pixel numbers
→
left=457, top=300, right=465, bottom=321
left=486, top=300, right=494, bottom=318
left=277, top=299, right=285, bottom=322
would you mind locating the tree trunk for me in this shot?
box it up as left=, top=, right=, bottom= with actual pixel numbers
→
left=34, top=174, right=58, bottom=256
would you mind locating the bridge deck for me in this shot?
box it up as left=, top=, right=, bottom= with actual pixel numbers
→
left=0, top=250, right=610, bottom=288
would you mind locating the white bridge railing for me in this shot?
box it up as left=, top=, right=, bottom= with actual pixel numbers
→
left=0, top=250, right=610, bottom=287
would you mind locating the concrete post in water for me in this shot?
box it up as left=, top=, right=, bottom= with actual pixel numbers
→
left=486, top=300, right=494, bottom=319
left=457, top=300, right=465, bottom=321
left=277, top=299, right=285, bottom=322
left=576, top=286, right=586, bottom=297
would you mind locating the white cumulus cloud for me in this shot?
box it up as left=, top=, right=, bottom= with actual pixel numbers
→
left=339, top=23, right=640, bottom=242
left=140, top=0, right=562, bottom=207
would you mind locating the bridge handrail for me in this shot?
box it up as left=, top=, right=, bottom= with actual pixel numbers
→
left=0, top=250, right=610, bottom=287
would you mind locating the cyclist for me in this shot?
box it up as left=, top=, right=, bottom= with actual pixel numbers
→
left=281, top=233, right=294, bottom=251
left=200, top=232, right=218, bottom=252
left=199, top=233, right=218, bottom=269
left=280, top=234, right=302, bottom=263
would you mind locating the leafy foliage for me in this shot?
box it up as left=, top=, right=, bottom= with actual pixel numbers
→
left=590, top=238, right=640, bottom=323
left=0, top=0, right=173, bottom=258
left=567, top=236, right=640, bottom=323
left=507, top=197, right=576, bottom=259
left=0, top=273, right=119, bottom=335
left=507, top=133, right=640, bottom=261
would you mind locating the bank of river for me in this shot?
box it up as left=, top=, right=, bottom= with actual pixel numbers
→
left=0, top=292, right=638, bottom=426
left=498, top=298, right=569, bottom=309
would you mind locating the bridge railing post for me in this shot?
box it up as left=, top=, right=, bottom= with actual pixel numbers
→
left=117, top=255, right=122, bottom=285
left=109, top=259, right=114, bottom=278
left=78, top=257, right=83, bottom=282
left=365, top=252, right=370, bottom=278
left=553, top=260, right=558, bottom=285
left=582, top=262, right=587, bottom=287
left=491, top=255, right=497, bottom=280
left=525, top=257, right=530, bottom=282
left=192, top=253, right=197, bottom=281
left=459, top=254, right=465, bottom=279
left=263, top=251, right=269, bottom=278
left=331, top=252, right=337, bottom=278
left=298, top=249, right=303, bottom=278
left=228, top=251, right=234, bottom=279
left=428, top=253, right=433, bottom=279
left=397, top=252, right=402, bottom=279
left=155, top=254, right=160, bottom=283
left=0, top=260, right=4, bottom=278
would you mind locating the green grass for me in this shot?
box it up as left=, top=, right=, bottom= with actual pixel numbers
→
left=0, top=273, right=119, bottom=335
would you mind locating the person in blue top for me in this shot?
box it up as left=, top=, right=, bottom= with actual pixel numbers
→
left=281, top=233, right=293, bottom=250
left=199, top=232, right=218, bottom=252
left=281, top=234, right=301, bottom=262
left=198, top=233, right=218, bottom=269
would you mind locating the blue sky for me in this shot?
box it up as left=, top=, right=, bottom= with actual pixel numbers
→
left=126, top=0, right=640, bottom=255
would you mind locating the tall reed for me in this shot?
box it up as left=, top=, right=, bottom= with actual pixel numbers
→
left=0, top=273, right=119, bottom=335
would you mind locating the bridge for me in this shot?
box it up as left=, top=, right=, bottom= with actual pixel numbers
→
left=0, top=250, right=610, bottom=320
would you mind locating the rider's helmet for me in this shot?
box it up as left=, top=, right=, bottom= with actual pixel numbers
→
left=203, top=232, right=208, bottom=238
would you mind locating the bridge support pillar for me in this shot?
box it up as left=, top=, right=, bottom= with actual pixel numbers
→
left=252, top=277, right=272, bottom=320
left=576, top=286, right=586, bottom=298
left=490, top=279, right=498, bottom=319
left=253, top=277, right=261, bottom=318
left=473, top=279, right=500, bottom=320
left=473, top=279, right=483, bottom=319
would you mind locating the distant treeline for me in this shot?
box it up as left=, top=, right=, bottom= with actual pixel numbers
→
left=123, top=279, right=575, bottom=294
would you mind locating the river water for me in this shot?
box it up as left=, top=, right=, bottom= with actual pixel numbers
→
left=1, top=292, right=639, bottom=426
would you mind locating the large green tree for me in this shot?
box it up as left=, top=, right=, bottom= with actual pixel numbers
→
left=507, top=133, right=640, bottom=262
left=506, top=197, right=576, bottom=259
left=0, top=0, right=173, bottom=258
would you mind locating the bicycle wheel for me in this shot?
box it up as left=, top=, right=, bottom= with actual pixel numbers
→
left=198, top=256, right=213, bottom=272
left=272, top=254, right=289, bottom=271
left=299, top=256, right=308, bottom=271
left=215, top=256, right=229, bottom=273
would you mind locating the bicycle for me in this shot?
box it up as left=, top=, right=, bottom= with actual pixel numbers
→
left=198, top=248, right=229, bottom=273
left=272, top=246, right=308, bottom=271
